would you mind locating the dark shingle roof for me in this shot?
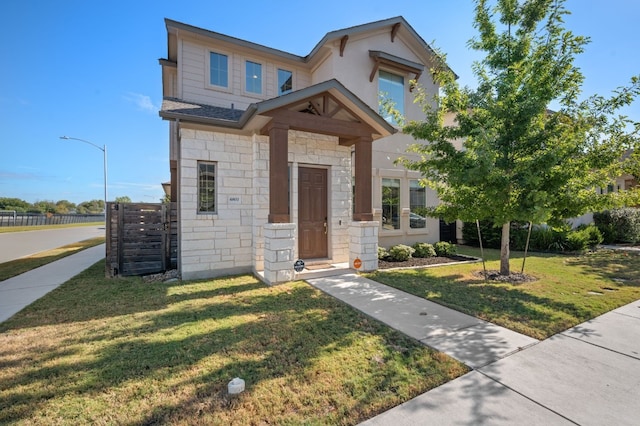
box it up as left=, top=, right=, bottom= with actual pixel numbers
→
left=161, top=97, right=245, bottom=123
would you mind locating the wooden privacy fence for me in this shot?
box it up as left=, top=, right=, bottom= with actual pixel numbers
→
left=106, top=202, right=177, bottom=277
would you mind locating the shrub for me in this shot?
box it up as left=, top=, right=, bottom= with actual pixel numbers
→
left=579, top=224, right=604, bottom=248
left=412, top=242, right=436, bottom=258
left=462, top=221, right=502, bottom=249
left=529, top=226, right=565, bottom=251
left=387, top=244, right=415, bottom=262
left=434, top=241, right=456, bottom=256
left=377, top=246, right=389, bottom=260
left=594, top=208, right=640, bottom=244
left=595, top=222, right=618, bottom=244
left=564, top=230, right=590, bottom=252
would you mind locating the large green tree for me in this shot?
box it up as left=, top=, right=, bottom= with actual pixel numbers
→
left=401, top=0, right=640, bottom=275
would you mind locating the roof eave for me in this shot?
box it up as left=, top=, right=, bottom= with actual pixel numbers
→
left=164, top=18, right=306, bottom=64
left=159, top=104, right=258, bottom=129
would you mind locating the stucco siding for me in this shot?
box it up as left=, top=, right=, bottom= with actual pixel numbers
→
left=178, top=38, right=312, bottom=111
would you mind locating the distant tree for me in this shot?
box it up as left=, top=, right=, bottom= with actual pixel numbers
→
left=32, top=200, right=57, bottom=214
left=0, top=197, right=31, bottom=212
left=114, top=196, right=132, bottom=203
left=55, top=199, right=76, bottom=214
left=76, top=199, right=105, bottom=214
left=400, top=0, right=640, bottom=276
left=161, top=194, right=171, bottom=204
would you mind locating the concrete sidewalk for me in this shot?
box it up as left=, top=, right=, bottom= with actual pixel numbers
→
left=307, top=274, right=640, bottom=425
left=0, top=244, right=105, bottom=323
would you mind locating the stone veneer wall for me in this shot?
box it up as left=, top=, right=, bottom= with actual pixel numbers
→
left=178, top=129, right=255, bottom=280
left=179, top=128, right=352, bottom=281
left=349, top=221, right=379, bottom=272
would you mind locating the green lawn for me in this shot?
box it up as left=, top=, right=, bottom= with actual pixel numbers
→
left=0, top=264, right=467, bottom=425
left=367, top=247, right=640, bottom=339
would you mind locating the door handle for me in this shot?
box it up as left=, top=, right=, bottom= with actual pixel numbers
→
left=324, top=222, right=327, bottom=235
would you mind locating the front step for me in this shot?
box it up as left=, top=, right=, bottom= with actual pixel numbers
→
left=294, top=262, right=352, bottom=280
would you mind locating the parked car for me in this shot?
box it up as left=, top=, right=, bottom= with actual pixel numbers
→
left=410, top=212, right=426, bottom=228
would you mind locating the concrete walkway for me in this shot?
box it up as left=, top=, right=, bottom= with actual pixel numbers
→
left=0, top=244, right=105, bottom=323
left=307, top=274, right=640, bottom=425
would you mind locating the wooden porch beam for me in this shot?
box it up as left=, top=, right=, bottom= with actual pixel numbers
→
left=263, top=110, right=371, bottom=140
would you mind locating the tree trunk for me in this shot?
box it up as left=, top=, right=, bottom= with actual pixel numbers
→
left=500, top=222, right=510, bottom=275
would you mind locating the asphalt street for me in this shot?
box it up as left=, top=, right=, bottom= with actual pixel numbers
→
left=0, top=225, right=105, bottom=263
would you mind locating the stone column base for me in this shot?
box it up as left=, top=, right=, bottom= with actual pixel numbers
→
left=349, top=221, right=379, bottom=272
left=263, top=223, right=296, bottom=285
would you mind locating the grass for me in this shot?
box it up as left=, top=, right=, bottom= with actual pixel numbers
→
left=0, top=264, right=467, bottom=425
left=366, top=246, right=640, bottom=340
left=0, top=237, right=105, bottom=281
left=0, top=222, right=104, bottom=234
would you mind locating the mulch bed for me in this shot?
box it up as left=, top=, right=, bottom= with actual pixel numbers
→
left=473, top=270, right=538, bottom=283
left=378, top=255, right=473, bottom=270
left=378, top=256, right=538, bottom=284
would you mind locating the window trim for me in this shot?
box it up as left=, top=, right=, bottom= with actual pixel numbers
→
left=206, top=50, right=232, bottom=92
left=243, top=59, right=264, bottom=96
left=197, top=161, right=217, bottom=214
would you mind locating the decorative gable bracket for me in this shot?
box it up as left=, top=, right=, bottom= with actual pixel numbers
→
left=368, top=50, right=424, bottom=91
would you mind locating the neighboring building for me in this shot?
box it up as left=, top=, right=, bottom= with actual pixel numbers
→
left=159, top=16, right=453, bottom=283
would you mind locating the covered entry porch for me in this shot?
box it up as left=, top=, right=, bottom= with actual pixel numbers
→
left=256, top=80, right=394, bottom=284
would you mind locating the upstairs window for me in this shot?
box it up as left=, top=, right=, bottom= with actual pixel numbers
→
left=278, top=69, right=293, bottom=95
left=245, top=61, right=262, bottom=94
left=378, top=70, right=404, bottom=125
left=198, top=162, right=216, bottom=213
left=209, top=52, right=228, bottom=88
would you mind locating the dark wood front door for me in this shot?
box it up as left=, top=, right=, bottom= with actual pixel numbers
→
left=298, top=167, right=328, bottom=259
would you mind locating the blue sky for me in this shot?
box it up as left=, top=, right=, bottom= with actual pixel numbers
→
left=2, top=0, right=638, bottom=204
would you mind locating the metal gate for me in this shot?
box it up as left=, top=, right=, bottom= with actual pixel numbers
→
left=106, top=202, right=177, bottom=277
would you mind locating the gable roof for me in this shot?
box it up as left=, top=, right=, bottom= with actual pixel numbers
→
left=160, top=79, right=396, bottom=138
left=307, top=16, right=453, bottom=74
left=164, top=16, right=455, bottom=76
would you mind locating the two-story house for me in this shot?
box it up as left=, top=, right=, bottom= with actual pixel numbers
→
left=159, top=16, right=454, bottom=283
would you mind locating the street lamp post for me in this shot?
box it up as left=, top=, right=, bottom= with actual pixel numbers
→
left=59, top=136, right=108, bottom=212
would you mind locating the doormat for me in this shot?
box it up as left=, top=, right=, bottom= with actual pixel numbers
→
left=304, top=264, right=333, bottom=270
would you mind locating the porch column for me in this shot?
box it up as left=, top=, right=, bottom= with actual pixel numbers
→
left=353, top=136, right=373, bottom=221
left=267, top=121, right=290, bottom=223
